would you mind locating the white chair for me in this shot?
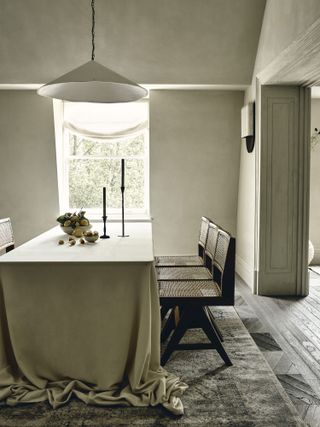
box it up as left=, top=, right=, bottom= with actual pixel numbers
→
left=0, top=218, right=15, bottom=253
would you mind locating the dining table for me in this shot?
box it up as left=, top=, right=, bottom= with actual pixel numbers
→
left=0, top=222, right=187, bottom=415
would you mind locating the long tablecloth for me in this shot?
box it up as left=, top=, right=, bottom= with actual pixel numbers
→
left=0, top=223, right=187, bottom=414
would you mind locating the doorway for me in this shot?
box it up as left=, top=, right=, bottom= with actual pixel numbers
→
left=253, top=17, right=320, bottom=296
left=309, top=89, right=320, bottom=281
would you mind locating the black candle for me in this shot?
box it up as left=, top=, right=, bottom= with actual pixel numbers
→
left=103, top=187, right=106, bottom=217
left=121, top=158, right=125, bottom=188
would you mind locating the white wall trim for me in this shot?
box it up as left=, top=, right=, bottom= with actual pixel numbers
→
left=52, top=99, right=64, bottom=213
left=0, top=84, right=42, bottom=90
left=236, top=255, right=254, bottom=289
left=0, top=83, right=249, bottom=92
left=143, top=84, right=248, bottom=91
left=257, top=16, right=320, bottom=86
left=297, top=87, right=311, bottom=296
left=256, top=85, right=310, bottom=296
left=0, top=83, right=248, bottom=102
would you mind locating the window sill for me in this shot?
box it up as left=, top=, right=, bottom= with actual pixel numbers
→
left=90, top=215, right=152, bottom=223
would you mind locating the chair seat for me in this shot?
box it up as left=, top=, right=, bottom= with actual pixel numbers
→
left=159, top=280, right=221, bottom=298
left=155, top=255, right=204, bottom=267
left=157, top=266, right=212, bottom=281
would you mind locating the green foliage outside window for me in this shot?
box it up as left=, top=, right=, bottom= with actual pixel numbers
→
left=68, top=133, right=146, bottom=211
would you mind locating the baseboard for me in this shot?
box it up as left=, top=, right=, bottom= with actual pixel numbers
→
left=154, top=253, right=196, bottom=257
left=236, top=255, right=254, bottom=290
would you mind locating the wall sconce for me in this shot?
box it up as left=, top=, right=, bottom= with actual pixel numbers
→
left=241, top=102, right=255, bottom=153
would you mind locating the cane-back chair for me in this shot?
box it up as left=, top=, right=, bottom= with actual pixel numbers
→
left=156, top=223, right=219, bottom=281
left=159, top=228, right=235, bottom=366
left=155, top=216, right=211, bottom=267
left=0, top=218, right=15, bottom=253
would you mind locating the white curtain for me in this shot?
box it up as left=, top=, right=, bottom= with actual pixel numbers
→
left=63, top=99, right=149, bottom=140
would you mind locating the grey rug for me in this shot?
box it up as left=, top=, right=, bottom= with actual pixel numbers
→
left=0, top=307, right=305, bottom=426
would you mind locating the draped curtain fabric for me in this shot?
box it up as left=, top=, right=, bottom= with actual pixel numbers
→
left=63, top=100, right=149, bottom=140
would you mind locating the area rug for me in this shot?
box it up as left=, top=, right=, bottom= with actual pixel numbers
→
left=0, top=307, right=305, bottom=426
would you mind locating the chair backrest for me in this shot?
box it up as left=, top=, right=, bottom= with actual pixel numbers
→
left=198, top=216, right=211, bottom=258
left=204, top=223, right=219, bottom=269
left=0, top=218, right=15, bottom=253
left=213, top=229, right=235, bottom=304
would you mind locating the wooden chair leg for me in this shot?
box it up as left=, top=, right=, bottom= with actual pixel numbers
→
left=205, top=306, right=224, bottom=342
left=174, top=306, right=180, bottom=325
left=161, top=311, right=190, bottom=365
left=161, top=303, right=232, bottom=367
left=199, top=307, right=232, bottom=366
left=161, top=308, right=176, bottom=343
left=160, top=304, right=171, bottom=321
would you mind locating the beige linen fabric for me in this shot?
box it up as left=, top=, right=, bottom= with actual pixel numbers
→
left=0, top=225, right=187, bottom=414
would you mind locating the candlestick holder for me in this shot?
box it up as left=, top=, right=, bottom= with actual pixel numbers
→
left=100, top=215, right=110, bottom=239
left=118, top=186, right=129, bottom=237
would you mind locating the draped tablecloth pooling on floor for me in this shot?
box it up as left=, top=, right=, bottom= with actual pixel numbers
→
left=0, top=223, right=187, bottom=415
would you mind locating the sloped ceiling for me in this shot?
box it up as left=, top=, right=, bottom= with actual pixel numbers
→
left=0, top=0, right=266, bottom=85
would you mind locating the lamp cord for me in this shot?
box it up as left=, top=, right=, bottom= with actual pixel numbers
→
left=91, top=0, right=95, bottom=61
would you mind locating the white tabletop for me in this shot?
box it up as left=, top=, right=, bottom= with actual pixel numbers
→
left=0, top=222, right=154, bottom=263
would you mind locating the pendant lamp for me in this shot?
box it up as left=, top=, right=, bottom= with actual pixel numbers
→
left=37, top=0, right=147, bottom=103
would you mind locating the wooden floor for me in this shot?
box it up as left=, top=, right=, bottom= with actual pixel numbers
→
left=235, top=270, right=320, bottom=426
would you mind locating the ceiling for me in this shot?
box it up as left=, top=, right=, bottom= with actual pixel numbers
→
left=0, top=0, right=266, bottom=85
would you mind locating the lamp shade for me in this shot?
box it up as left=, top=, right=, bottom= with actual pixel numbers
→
left=37, top=60, right=148, bottom=103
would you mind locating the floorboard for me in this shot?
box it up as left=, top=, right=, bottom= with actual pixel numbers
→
left=235, top=270, right=320, bottom=427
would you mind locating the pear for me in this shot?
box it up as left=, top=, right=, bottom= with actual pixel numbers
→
left=73, top=228, right=84, bottom=238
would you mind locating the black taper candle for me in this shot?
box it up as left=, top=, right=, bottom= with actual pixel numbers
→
left=121, top=159, right=125, bottom=188
left=118, top=158, right=129, bottom=237
left=101, top=186, right=110, bottom=239
left=103, top=187, right=106, bottom=217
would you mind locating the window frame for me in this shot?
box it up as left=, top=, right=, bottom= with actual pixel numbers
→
left=53, top=100, right=150, bottom=221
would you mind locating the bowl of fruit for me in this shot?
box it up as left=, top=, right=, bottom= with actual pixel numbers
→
left=83, top=230, right=99, bottom=243
left=57, top=210, right=92, bottom=236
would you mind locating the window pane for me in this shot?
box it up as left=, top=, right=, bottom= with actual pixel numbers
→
left=69, top=158, right=145, bottom=210
left=68, top=133, right=145, bottom=157
left=125, top=159, right=145, bottom=209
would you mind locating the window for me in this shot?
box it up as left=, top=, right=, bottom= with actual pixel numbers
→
left=54, top=100, right=149, bottom=220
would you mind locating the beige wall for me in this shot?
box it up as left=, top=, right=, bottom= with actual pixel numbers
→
left=310, top=98, right=320, bottom=264
left=236, top=0, right=320, bottom=288
left=0, top=91, right=59, bottom=246
left=0, top=89, right=243, bottom=254
left=150, top=90, right=243, bottom=255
